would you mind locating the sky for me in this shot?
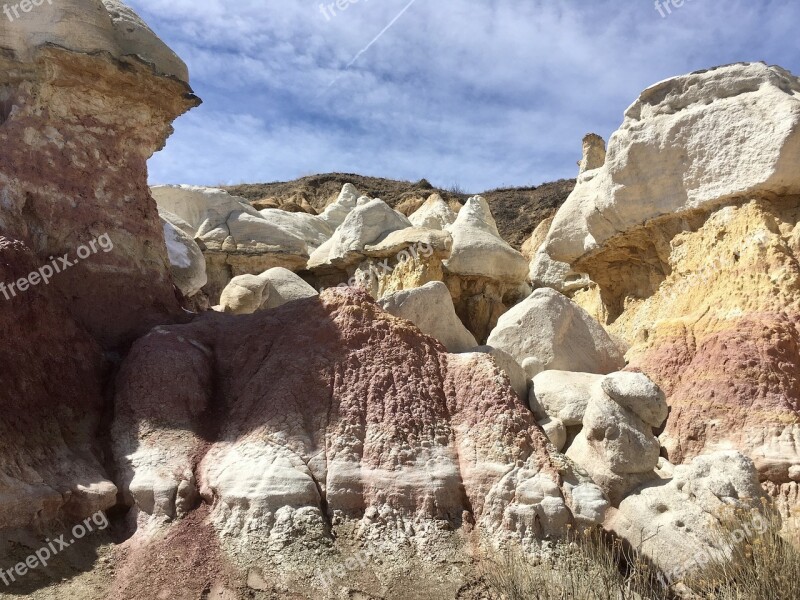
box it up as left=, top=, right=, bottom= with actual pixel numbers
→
left=128, top=0, right=800, bottom=193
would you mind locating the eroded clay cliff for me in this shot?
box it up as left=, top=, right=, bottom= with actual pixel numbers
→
left=540, top=62, right=800, bottom=531
left=0, top=0, right=199, bottom=533
left=0, top=0, right=200, bottom=346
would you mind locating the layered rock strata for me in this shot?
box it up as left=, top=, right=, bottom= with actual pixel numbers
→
left=0, top=0, right=198, bottom=535
left=541, top=63, right=800, bottom=501
left=113, top=289, right=609, bottom=563
left=0, top=1, right=200, bottom=345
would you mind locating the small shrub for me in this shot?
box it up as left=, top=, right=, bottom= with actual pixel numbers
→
left=481, top=527, right=669, bottom=600
left=448, top=183, right=466, bottom=195
left=482, top=501, right=800, bottom=600
left=687, top=502, right=800, bottom=600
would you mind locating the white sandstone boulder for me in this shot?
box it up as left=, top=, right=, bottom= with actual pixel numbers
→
left=222, top=211, right=309, bottom=256
left=472, top=346, right=528, bottom=401
left=538, top=417, right=567, bottom=452
left=309, top=199, right=411, bottom=268
left=607, top=451, right=767, bottom=584
left=158, top=208, right=196, bottom=239
left=378, top=281, right=477, bottom=352
left=572, top=393, right=661, bottom=475
left=160, top=217, right=207, bottom=297
left=409, top=194, right=458, bottom=230
left=318, top=183, right=360, bottom=229
left=530, top=371, right=604, bottom=426
left=217, top=268, right=318, bottom=314
left=545, top=63, right=800, bottom=265
left=260, top=268, right=318, bottom=310
left=151, top=186, right=310, bottom=266
left=259, top=208, right=333, bottom=251
left=218, top=274, right=269, bottom=315
left=601, top=371, right=668, bottom=428
left=151, top=185, right=259, bottom=237
left=566, top=381, right=663, bottom=504
left=486, top=288, right=625, bottom=378
left=444, top=196, right=529, bottom=283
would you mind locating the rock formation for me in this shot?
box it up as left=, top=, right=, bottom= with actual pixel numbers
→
left=308, top=198, right=412, bottom=269
left=318, top=183, right=360, bottom=229
left=152, top=185, right=310, bottom=302
left=0, top=0, right=200, bottom=345
left=520, top=215, right=554, bottom=262
left=259, top=267, right=319, bottom=310
left=540, top=63, right=800, bottom=531
left=526, top=368, right=668, bottom=504
left=306, top=188, right=532, bottom=345
left=3, top=6, right=799, bottom=594
left=259, top=208, right=333, bottom=251
left=218, top=267, right=318, bottom=314
left=409, top=193, right=458, bottom=230
left=350, top=227, right=452, bottom=298
left=529, top=245, right=592, bottom=295
left=0, top=238, right=117, bottom=529
left=443, top=196, right=529, bottom=283
left=0, top=0, right=201, bottom=543
left=530, top=370, right=604, bottom=427
left=546, top=63, right=800, bottom=540
left=442, top=195, right=531, bottom=341
left=377, top=281, right=478, bottom=352
left=525, top=216, right=593, bottom=299
left=160, top=213, right=208, bottom=298
left=608, top=451, right=766, bottom=581
left=545, top=63, right=800, bottom=267
left=487, top=288, right=626, bottom=379
left=472, top=345, right=529, bottom=401
left=113, top=289, right=608, bottom=579
left=565, top=373, right=666, bottom=504
left=577, top=133, right=606, bottom=174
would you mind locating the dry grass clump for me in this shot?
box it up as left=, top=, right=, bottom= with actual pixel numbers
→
left=482, top=501, right=800, bottom=600
left=481, top=527, right=669, bottom=600
left=686, top=502, right=800, bottom=600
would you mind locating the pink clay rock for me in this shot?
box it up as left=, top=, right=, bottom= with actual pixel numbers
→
left=113, top=288, right=607, bottom=556
left=0, top=236, right=117, bottom=529
left=0, top=0, right=200, bottom=347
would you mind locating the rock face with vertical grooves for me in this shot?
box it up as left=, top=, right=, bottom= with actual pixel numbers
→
left=0, top=0, right=195, bottom=536
left=113, top=289, right=607, bottom=559
left=0, top=237, right=117, bottom=530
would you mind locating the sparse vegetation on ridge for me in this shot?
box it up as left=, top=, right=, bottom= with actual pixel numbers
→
left=223, top=173, right=575, bottom=249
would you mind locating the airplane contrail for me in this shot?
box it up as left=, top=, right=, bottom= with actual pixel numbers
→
left=320, top=0, right=418, bottom=95
left=345, top=0, right=418, bottom=69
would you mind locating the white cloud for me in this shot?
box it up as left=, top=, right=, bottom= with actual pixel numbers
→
left=130, top=0, right=800, bottom=191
